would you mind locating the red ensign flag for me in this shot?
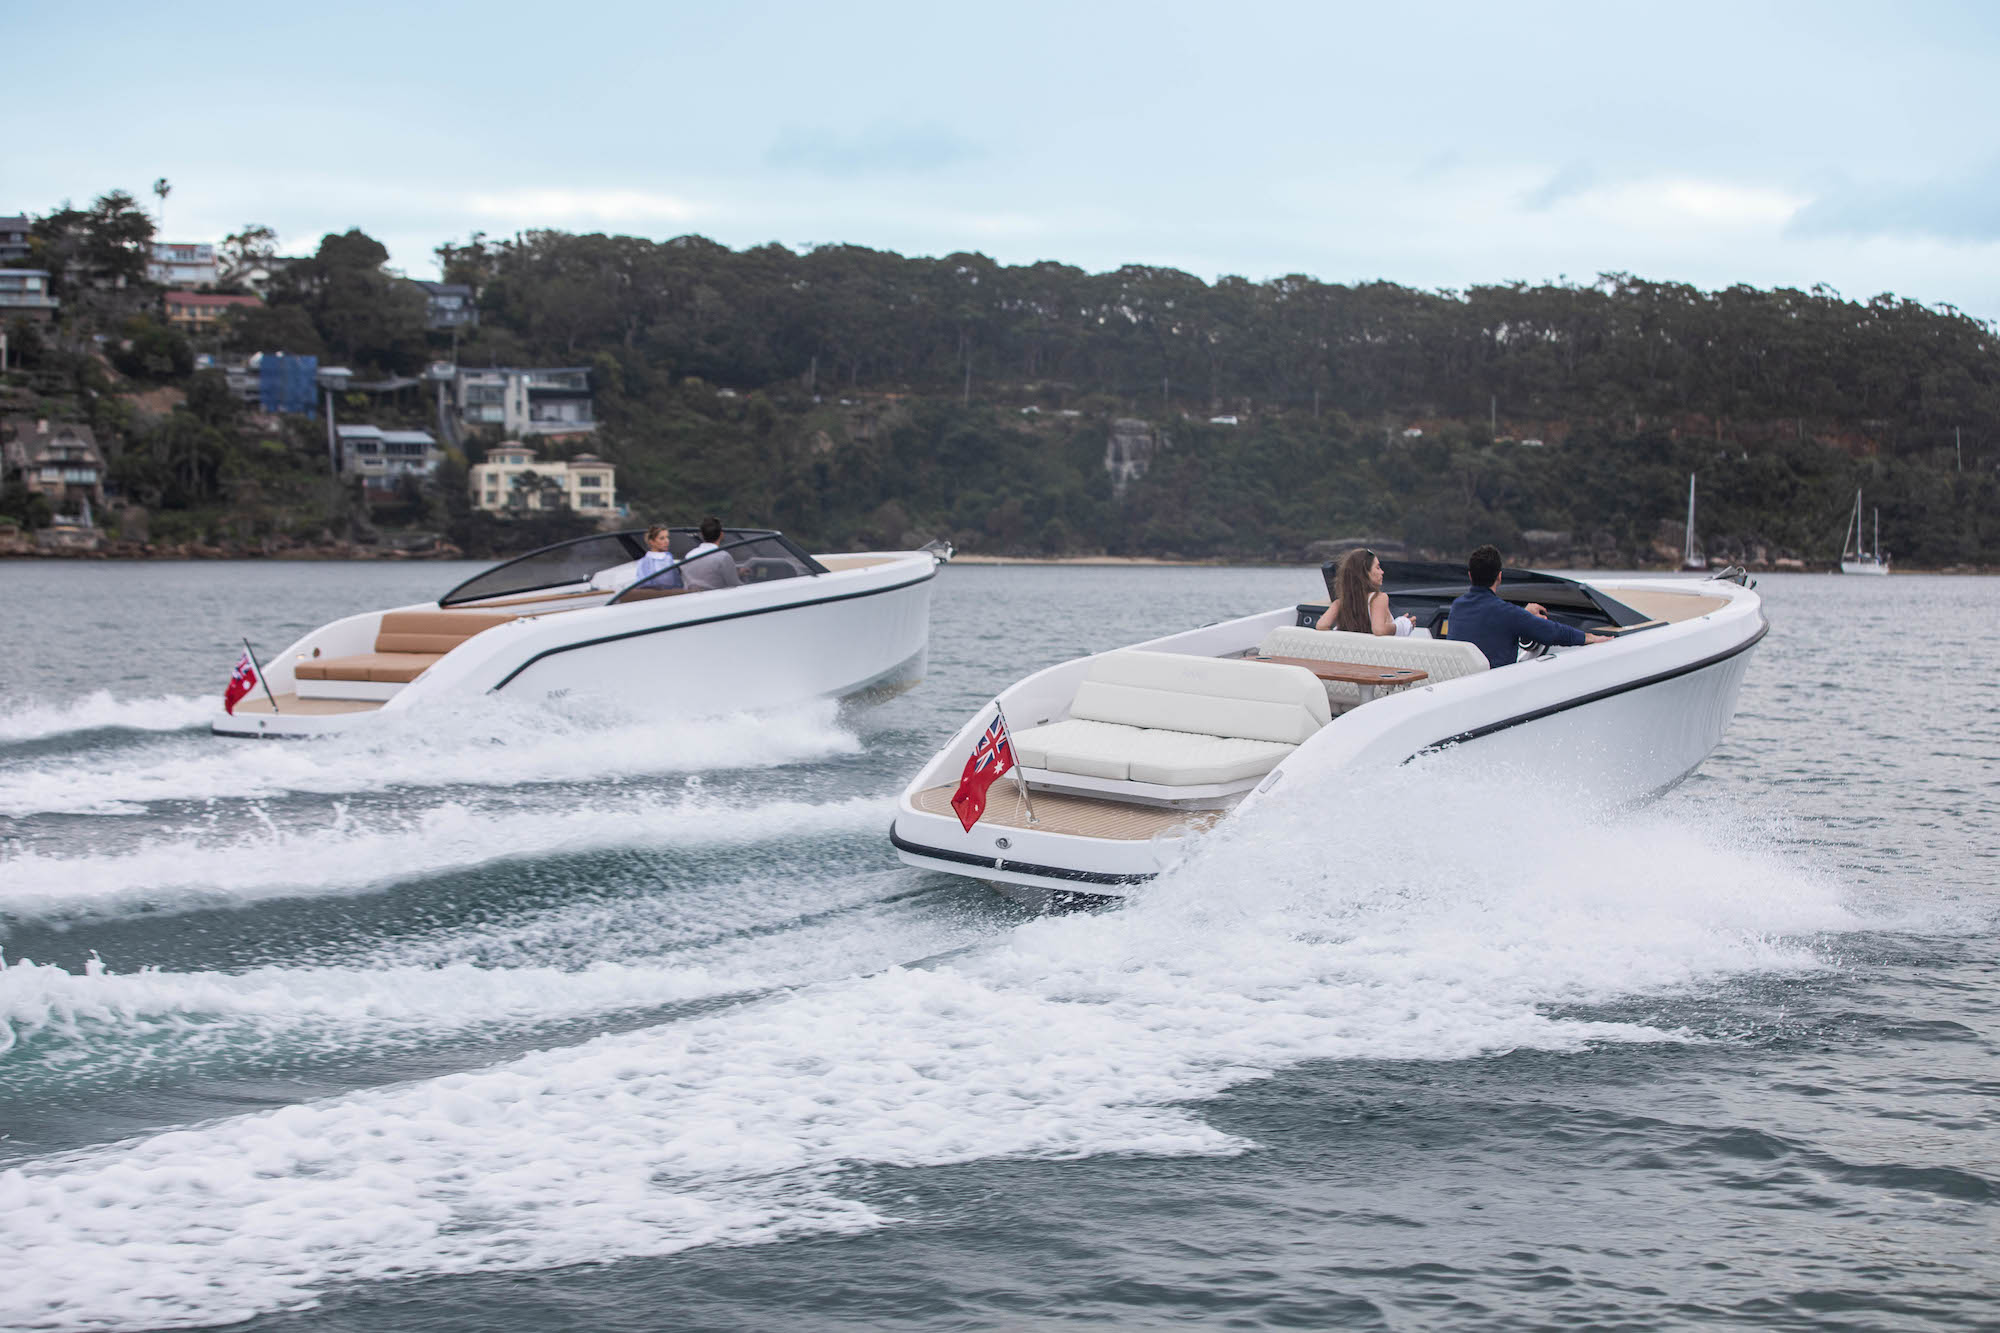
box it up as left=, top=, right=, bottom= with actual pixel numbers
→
left=223, top=652, right=257, bottom=715
left=949, top=713, right=1016, bottom=832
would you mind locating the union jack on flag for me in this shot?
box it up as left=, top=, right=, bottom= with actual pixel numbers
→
left=223, top=651, right=258, bottom=716
left=949, top=712, right=1016, bottom=832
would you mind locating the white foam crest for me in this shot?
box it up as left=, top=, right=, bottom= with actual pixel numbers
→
left=0, top=774, right=1860, bottom=1331
left=0, top=952, right=749, bottom=1060
left=0, top=696, right=859, bottom=817
left=0, top=867, right=985, bottom=1074
left=0, top=692, right=215, bottom=744
left=0, top=794, right=891, bottom=923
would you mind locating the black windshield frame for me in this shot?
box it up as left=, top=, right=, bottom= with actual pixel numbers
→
left=440, top=527, right=822, bottom=607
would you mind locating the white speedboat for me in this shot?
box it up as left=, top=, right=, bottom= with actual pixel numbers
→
left=891, top=563, right=1766, bottom=904
left=215, top=529, right=947, bottom=737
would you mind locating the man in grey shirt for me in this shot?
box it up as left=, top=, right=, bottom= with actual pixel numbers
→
left=681, top=515, right=743, bottom=590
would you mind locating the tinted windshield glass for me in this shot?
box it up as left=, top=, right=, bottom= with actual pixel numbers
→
left=441, top=531, right=647, bottom=605
left=609, top=535, right=818, bottom=604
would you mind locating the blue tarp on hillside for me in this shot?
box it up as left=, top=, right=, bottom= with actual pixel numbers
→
left=259, top=354, right=319, bottom=416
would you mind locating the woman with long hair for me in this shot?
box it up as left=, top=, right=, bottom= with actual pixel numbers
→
left=1314, top=548, right=1412, bottom=635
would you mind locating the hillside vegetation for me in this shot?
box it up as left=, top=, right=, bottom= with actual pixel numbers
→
left=8, top=201, right=1998, bottom=566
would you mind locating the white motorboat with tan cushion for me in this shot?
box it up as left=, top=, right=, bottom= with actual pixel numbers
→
left=1011, top=649, right=1330, bottom=797
left=1254, top=626, right=1490, bottom=708
left=216, top=526, right=950, bottom=736
left=891, top=562, right=1769, bottom=905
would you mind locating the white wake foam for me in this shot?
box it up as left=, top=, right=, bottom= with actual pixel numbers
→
left=0, top=771, right=1860, bottom=1331
left=0, top=692, right=215, bottom=744
left=0, top=695, right=859, bottom=817
left=0, top=793, right=891, bottom=923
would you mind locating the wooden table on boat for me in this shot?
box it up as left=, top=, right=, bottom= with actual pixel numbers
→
left=1248, top=655, right=1429, bottom=702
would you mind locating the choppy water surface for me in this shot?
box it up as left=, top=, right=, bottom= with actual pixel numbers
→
left=0, top=559, right=1994, bottom=1332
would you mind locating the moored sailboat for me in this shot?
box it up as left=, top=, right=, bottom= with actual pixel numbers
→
left=1840, top=489, right=1889, bottom=575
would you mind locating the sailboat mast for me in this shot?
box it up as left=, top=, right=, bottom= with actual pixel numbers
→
left=1685, top=473, right=1696, bottom=565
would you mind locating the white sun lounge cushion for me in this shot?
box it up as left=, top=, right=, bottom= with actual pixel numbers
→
left=1256, top=626, right=1489, bottom=705
left=1013, top=718, right=1297, bottom=786
left=1068, top=650, right=1329, bottom=745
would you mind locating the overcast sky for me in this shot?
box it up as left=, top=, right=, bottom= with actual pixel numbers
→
left=12, top=0, right=2000, bottom=318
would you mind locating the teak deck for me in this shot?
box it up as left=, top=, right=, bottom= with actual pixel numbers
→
left=230, top=693, right=384, bottom=716
left=913, top=783, right=1223, bottom=841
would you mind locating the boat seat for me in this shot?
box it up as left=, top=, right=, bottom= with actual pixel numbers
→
left=295, top=652, right=445, bottom=683
left=373, top=610, right=516, bottom=654
left=1255, top=627, right=1488, bottom=707
left=296, top=610, right=516, bottom=686
left=1012, top=650, right=1328, bottom=787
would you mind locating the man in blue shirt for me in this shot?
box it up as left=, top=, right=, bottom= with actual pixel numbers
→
left=1447, top=544, right=1613, bottom=668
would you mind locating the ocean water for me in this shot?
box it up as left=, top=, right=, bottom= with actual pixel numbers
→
left=0, top=559, right=1994, bottom=1332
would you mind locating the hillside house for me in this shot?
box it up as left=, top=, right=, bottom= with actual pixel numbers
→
left=164, top=290, right=262, bottom=331
left=148, top=242, right=218, bottom=288
left=336, top=424, right=441, bottom=492
left=0, top=269, right=59, bottom=322
left=453, top=366, right=596, bottom=437
left=2, top=417, right=105, bottom=508
left=469, top=443, right=616, bottom=515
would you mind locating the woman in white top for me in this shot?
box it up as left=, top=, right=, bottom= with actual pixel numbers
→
left=1315, top=548, right=1413, bottom=635
left=632, top=524, right=682, bottom=587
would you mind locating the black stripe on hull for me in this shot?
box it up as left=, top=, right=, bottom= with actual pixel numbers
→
left=493, top=569, right=936, bottom=691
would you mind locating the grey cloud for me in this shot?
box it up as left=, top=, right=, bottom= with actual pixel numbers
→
left=1521, top=162, right=1596, bottom=212
left=1788, top=159, right=2000, bottom=243
left=765, top=123, right=983, bottom=176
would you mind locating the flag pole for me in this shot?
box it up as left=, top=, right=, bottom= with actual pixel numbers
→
left=994, top=700, right=1037, bottom=826
left=242, top=637, right=281, bottom=713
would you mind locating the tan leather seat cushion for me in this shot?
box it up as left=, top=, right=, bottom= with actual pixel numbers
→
left=295, top=652, right=444, bottom=683
left=374, top=610, right=515, bottom=654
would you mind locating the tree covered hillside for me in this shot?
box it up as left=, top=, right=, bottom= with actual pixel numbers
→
left=427, top=231, right=1997, bottom=565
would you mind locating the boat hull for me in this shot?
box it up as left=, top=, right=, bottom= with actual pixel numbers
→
left=890, top=577, right=1766, bottom=900
left=214, top=552, right=938, bottom=737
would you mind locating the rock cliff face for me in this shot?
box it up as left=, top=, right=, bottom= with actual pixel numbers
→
left=1104, top=418, right=1165, bottom=497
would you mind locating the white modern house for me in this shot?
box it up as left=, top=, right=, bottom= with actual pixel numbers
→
left=336, top=425, right=442, bottom=492
left=468, top=443, right=616, bottom=515
left=453, top=366, right=596, bottom=437
left=148, top=242, right=218, bottom=287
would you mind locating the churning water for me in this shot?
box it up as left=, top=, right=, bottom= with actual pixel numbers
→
left=0, top=560, right=1994, bottom=1331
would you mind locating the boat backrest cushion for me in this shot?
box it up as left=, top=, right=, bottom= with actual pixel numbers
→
left=374, top=610, right=516, bottom=655
left=1256, top=627, right=1490, bottom=684
left=1068, top=650, right=1330, bottom=745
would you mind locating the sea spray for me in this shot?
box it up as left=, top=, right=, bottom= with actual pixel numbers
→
left=0, top=692, right=216, bottom=745
left=0, top=693, right=861, bottom=818
left=0, top=792, right=893, bottom=924
left=0, top=771, right=1862, bottom=1333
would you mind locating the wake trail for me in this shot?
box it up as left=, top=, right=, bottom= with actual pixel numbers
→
left=0, top=793, right=892, bottom=923
left=0, top=696, right=861, bottom=817
left=0, top=770, right=1868, bottom=1332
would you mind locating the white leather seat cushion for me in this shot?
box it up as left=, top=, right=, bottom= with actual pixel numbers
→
left=1258, top=626, right=1488, bottom=705
left=1069, top=650, right=1329, bottom=745
left=1013, top=718, right=1140, bottom=780
left=1257, top=627, right=1489, bottom=680
left=1013, top=718, right=1294, bottom=786
left=1125, top=730, right=1294, bottom=785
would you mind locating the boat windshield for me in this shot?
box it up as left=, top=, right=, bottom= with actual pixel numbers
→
left=608, top=534, right=822, bottom=604
left=442, top=527, right=824, bottom=607
left=440, top=530, right=648, bottom=606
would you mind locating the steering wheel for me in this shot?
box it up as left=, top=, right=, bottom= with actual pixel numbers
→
left=1516, top=636, right=1550, bottom=660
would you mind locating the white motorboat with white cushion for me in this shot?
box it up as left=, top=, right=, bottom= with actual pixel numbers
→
left=214, top=528, right=947, bottom=737
left=890, top=562, right=1767, bottom=904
